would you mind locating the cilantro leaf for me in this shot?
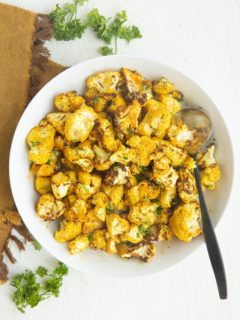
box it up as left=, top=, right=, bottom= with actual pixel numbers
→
left=100, top=46, right=113, bottom=56
left=32, top=240, right=42, bottom=251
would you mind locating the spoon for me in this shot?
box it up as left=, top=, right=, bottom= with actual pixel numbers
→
left=178, top=107, right=227, bottom=300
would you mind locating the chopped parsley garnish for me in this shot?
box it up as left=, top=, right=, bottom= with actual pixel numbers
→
left=143, top=195, right=148, bottom=202
left=11, top=262, right=68, bottom=313
left=106, top=202, right=114, bottom=213
left=30, top=141, right=41, bottom=148
left=172, top=197, right=181, bottom=207
left=156, top=206, right=163, bottom=215
left=135, top=173, right=144, bottom=182
left=126, top=128, right=134, bottom=135
left=100, top=46, right=114, bottom=56
left=32, top=240, right=42, bottom=251
left=88, top=233, right=94, bottom=242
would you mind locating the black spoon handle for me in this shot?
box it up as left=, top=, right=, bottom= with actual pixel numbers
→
left=193, top=154, right=227, bottom=299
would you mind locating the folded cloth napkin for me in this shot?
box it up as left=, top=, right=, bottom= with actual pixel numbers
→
left=0, top=3, right=65, bottom=284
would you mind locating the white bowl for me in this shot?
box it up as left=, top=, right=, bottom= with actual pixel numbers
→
left=9, top=56, right=233, bottom=277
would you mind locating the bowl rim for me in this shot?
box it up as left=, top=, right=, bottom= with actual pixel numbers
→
left=9, top=55, right=234, bottom=277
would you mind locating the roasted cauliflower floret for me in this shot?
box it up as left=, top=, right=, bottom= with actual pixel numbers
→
left=201, top=164, right=221, bottom=190
left=183, top=156, right=196, bottom=171
left=82, top=210, right=104, bottom=234
left=105, top=238, right=117, bottom=254
left=75, top=173, right=102, bottom=200
left=113, top=100, right=142, bottom=135
left=68, top=234, right=89, bottom=254
left=138, top=99, right=171, bottom=138
left=128, top=201, right=158, bottom=225
left=102, top=184, right=124, bottom=205
left=155, top=140, right=187, bottom=167
left=86, top=71, right=122, bottom=94
left=127, top=135, right=156, bottom=167
left=170, top=202, right=202, bottom=242
left=148, top=223, right=173, bottom=241
left=197, top=144, right=217, bottom=169
left=120, top=224, right=144, bottom=243
left=152, top=166, right=179, bottom=189
left=127, top=181, right=160, bottom=205
left=85, top=88, right=109, bottom=112
left=64, top=106, right=98, bottom=142
left=104, top=164, right=131, bottom=185
left=51, top=172, right=71, bottom=199
left=64, top=199, right=87, bottom=221
left=94, top=117, right=118, bottom=151
left=159, top=186, right=177, bottom=208
left=90, top=230, right=106, bottom=250
left=27, top=124, right=56, bottom=164
left=55, top=219, right=82, bottom=242
left=36, top=194, right=65, bottom=221
left=117, top=241, right=156, bottom=262
left=159, top=94, right=181, bottom=113
left=46, top=112, right=68, bottom=135
left=92, top=192, right=109, bottom=221
left=110, top=144, right=134, bottom=165
left=177, top=169, right=197, bottom=203
left=167, top=121, right=194, bottom=148
left=35, top=177, right=52, bottom=195
left=54, top=91, right=85, bottom=112
left=153, top=77, right=174, bottom=95
left=106, top=213, right=130, bottom=237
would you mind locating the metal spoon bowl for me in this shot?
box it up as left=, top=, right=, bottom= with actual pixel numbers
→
left=178, top=107, right=227, bottom=300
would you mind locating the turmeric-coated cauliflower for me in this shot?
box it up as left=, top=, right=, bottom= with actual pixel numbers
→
left=117, top=241, right=156, bottom=262
left=128, top=201, right=158, bottom=225
left=201, top=164, right=221, bottom=190
left=36, top=194, right=65, bottom=221
left=92, top=192, right=109, bottom=221
left=55, top=91, right=85, bottom=112
left=46, top=112, right=68, bottom=135
left=86, top=71, right=122, bottom=94
left=167, top=121, right=193, bottom=148
left=68, top=234, right=89, bottom=254
left=55, top=219, right=82, bottom=242
left=126, top=135, right=156, bottom=166
left=177, top=169, right=197, bottom=203
left=106, top=213, right=130, bottom=237
left=170, top=202, right=202, bottom=242
left=197, top=144, right=217, bottom=169
left=51, top=172, right=71, bottom=199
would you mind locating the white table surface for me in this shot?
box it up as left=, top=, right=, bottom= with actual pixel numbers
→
left=1, top=0, right=240, bottom=319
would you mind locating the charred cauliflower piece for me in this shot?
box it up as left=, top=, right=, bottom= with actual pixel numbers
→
left=94, top=117, right=119, bottom=151
left=55, top=219, right=82, bottom=242
left=68, top=234, right=89, bottom=254
left=167, top=121, right=194, bottom=148
left=82, top=209, right=104, bottom=234
left=126, top=135, right=156, bottom=167
left=155, top=139, right=187, bottom=167
left=27, top=124, right=56, bottom=164
left=128, top=201, right=158, bottom=225
left=117, top=241, right=156, bottom=262
left=113, top=99, right=142, bottom=135
left=104, top=164, right=131, bottom=185
left=201, top=164, right=221, bottom=190
left=37, top=194, right=65, bottom=221
left=51, top=172, right=71, bottom=199
left=86, top=71, right=122, bottom=94
left=64, top=106, right=98, bottom=142
left=152, top=166, right=179, bottom=190
left=55, top=91, right=85, bottom=112
left=106, top=213, right=130, bottom=237
left=90, top=230, right=106, bottom=250
left=138, top=99, right=171, bottom=138
left=177, top=169, right=197, bottom=203
left=153, top=77, right=174, bottom=95
left=197, top=144, right=217, bottom=169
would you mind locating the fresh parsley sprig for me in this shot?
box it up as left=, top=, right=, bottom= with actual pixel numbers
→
left=49, top=0, right=88, bottom=40
left=11, top=262, right=68, bottom=313
left=87, top=9, right=142, bottom=55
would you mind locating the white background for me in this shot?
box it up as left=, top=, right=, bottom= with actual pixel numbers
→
left=1, top=0, right=240, bottom=319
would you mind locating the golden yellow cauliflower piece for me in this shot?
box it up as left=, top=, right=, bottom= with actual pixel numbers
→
left=159, top=94, right=181, bottom=113
left=152, top=166, right=179, bottom=189
left=46, top=112, right=68, bottom=135
left=128, top=201, right=158, bottom=225
left=27, top=124, right=55, bottom=164
left=106, top=238, right=117, bottom=254
left=106, top=213, right=130, bottom=237
left=153, top=77, right=174, bottom=95
left=55, top=219, right=82, bottom=242
left=35, top=177, right=52, bottom=195
left=82, top=210, right=104, bottom=234
left=104, top=164, right=131, bottom=186
left=127, top=135, right=156, bottom=166
left=92, top=192, right=109, bottom=221
left=167, top=121, right=194, bottom=148
left=157, top=225, right=173, bottom=241
left=35, top=164, right=55, bottom=177
left=127, top=181, right=160, bottom=205
left=64, top=106, right=98, bottom=142
left=201, top=164, right=221, bottom=190
left=113, top=100, right=142, bottom=135
left=177, top=169, right=197, bottom=203
left=138, top=99, right=171, bottom=138
left=75, top=173, right=102, bottom=200
left=51, top=172, right=71, bottom=199
left=117, top=241, right=156, bottom=262
left=170, top=202, right=202, bottom=242
left=68, top=234, right=89, bottom=254
left=155, top=140, right=187, bottom=167
left=36, top=194, right=65, bottom=221
left=94, top=117, right=119, bottom=151
left=159, top=186, right=177, bottom=208
left=183, top=156, right=196, bottom=171
left=197, top=144, right=217, bottom=169
left=102, top=184, right=124, bottom=205
left=64, top=199, right=87, bottom=221
left=120, top=224, right=143, bottom=243
left=110, top=144, right=134, bottom=165
left=54, top=91, right=85, bottom=113
left=86, top=71, right=122, bottom=94
left=90, top=230, right=106, bottom=250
